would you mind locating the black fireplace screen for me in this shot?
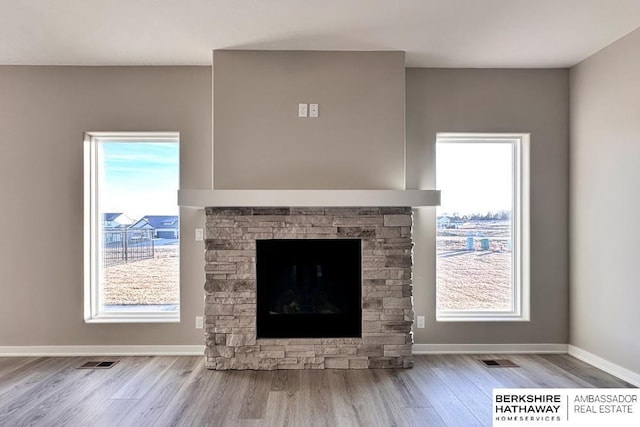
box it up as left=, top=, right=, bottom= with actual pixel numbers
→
left=256, top=239, right=362, bottom=338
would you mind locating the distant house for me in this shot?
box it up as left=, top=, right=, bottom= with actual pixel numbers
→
left=128, top=218, right=155, bottom=241
left=137, top=215, right=180, bottom=239
left=102, top=213, right=134, bottom=244
left=437, top=216, right=451, bottom=229
left=102, top=212, right=134, bottom=229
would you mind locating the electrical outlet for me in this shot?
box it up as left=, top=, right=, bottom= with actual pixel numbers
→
left=195, top=228, right=204, bottom=241
left=195, top=316, right=204, bottom=329
left=417, top=316, right=425, bottom=328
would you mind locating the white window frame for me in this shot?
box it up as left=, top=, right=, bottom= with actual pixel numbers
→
left=84, top=131, right=180, bottom=323
left=435, top=133, right=530, bottom=322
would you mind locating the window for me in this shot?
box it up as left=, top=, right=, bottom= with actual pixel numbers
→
left=436, top=133, right=529, bottom=321
left=84, top=132, right=180, bottom=322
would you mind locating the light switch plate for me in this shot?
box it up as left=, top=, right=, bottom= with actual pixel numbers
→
left=309, top=103, right=319, bottom=117
left=195, top=228, right=204, bottom=241
left=417, top=316, right=425, bottom=328
left=298, top=103, right=308, bottom=117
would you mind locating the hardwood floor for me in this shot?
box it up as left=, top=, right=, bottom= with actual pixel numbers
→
left=0, top=354, right=633, bottom=426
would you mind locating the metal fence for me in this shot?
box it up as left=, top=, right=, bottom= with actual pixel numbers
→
left=103, top=229, right=155, bottom=267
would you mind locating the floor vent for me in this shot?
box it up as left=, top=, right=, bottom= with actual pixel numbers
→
left=481, top=359, right=519, bottom=368
left=78, top=361, right=118, bottom=369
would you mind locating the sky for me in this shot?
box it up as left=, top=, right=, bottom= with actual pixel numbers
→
left=436, top=141, right=513, bottom=216
left=99, top=142, right=179, bottom=220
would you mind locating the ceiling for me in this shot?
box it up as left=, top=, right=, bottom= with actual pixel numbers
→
left=1, top=0, right=639, bottom=68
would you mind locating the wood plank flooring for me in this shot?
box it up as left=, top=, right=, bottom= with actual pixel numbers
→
left=0, top=354, right=633, bottom=426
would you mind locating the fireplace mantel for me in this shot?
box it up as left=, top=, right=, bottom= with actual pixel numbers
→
left=178, top=189, right=440, bottom=208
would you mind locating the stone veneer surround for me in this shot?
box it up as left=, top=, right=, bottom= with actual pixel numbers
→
left=204, top=207, right=414, bottom=370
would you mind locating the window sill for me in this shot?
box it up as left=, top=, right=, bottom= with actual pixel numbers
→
left=84, top=313, right=180, bottom=324
left=437, top=312, right=530, bottom=322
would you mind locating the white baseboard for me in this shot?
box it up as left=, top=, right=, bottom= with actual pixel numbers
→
left=568, top=345, right=640, bottom=387
left=0, top=345, right=205, bottom=357
left=0, top=343, right=566, bottom=357
left=412, top=343, right=568, bottom=354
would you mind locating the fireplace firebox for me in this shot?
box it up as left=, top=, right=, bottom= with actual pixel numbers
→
left=256, top=239, right=362, bottom=338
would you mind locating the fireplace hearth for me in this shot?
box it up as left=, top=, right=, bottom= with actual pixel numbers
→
left=204, top=206, right=414, bottom=370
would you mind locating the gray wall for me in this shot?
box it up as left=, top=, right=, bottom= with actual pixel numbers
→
left=212, top=50, right=406, bottom=190
left=406, top=69, right=569, bottom=344
left=570, top=28, right=640, bottom=374
left=0, top=62, right=571, bottom=348
left=0, top=66, right=211, bottom=345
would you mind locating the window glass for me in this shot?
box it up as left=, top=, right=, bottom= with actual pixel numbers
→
left=436, top=134, right=529, bottom=321
left=85, top=133, right=180, bottom=322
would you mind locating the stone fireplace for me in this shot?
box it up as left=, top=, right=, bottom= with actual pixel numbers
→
left=204, top=206, right=414, bottom=370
